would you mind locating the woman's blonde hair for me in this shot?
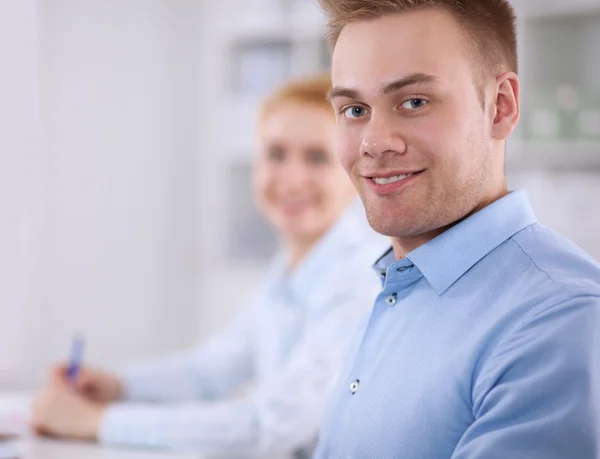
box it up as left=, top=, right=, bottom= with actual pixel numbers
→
left=258, top=73, right=333, bottom=123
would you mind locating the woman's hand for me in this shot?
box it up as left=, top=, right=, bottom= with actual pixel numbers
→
left=32, top=378, right=104, bottom=441
left=51, top=363, right=123, bottom=404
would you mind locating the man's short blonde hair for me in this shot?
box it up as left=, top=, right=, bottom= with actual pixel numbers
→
left=318, top=0, right=518, bottom=82
left=258, top=73, right=333, bottom=123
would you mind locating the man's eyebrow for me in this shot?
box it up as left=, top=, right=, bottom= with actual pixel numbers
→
left=327, top=73, right=441, bottom=101
left=327, top=87, right=361, bottom=101
left=381, top=73, right=441, bottom=95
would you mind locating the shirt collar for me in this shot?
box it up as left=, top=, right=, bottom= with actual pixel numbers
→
left=373, top=246, right=396, bottom=282
left=373, top=190, right=537, bottom=295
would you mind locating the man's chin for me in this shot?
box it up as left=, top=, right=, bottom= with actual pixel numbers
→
left=365, top=214, right=423, bottom=238
left=364, top=217, right=398, bottom=237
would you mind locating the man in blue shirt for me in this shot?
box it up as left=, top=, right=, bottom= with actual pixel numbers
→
left=315, top=0, right=600, bottom=458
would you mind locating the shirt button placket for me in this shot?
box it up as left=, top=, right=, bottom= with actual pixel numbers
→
left=385, top=293, right=397, bottom=307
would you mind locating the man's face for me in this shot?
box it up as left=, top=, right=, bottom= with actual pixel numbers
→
left=330, top=8, right=501, bottom=239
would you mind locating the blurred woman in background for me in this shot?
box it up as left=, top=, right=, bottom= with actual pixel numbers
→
left=31, top=73, right=386, bottom=458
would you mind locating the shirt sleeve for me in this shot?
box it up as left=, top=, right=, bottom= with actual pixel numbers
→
left=98, top=288, right=374, bottom=456
left=451, top=293, right=600, bottom=459
left=120, top=303, right=256, bottom=403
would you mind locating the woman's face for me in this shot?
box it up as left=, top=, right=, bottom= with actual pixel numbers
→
left=255, top=101, right=356, bottom=244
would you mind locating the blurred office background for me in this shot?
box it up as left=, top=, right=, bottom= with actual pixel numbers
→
left=0, top=0, right=599, bottom=389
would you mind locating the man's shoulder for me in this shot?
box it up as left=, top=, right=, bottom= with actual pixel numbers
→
left=510, top=222, right=600, bottom=297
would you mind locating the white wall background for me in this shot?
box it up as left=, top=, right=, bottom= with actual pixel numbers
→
left=0, top=0, right=599, bottom=389
left=0, top=0, right=46, bottom=388
left=521, top=14, right=600, bottom=89
left=38, top=0, right=206, bottom=377
left=1, top=0, right=207, bottom=388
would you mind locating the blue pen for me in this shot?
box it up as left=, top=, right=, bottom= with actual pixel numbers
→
left=66, top=334, right=85, bottom=384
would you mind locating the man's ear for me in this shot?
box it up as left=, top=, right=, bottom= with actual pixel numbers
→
left=491, top=72, right=520, bottom=141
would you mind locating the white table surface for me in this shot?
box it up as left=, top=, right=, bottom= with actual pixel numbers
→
left=6, top=437, right=201, bottom=459
left=0, top=391, right=201, bottom=459
left=5, top=436, right=202, bottom=459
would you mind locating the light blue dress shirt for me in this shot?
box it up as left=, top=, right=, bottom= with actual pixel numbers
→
left=98, top=201, right=387, bottom=457
left=314, top=190, right=600, bottom=459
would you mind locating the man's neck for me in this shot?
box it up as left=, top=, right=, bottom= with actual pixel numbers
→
left=392, top=185, right=509, bottom=260
left=392, top=227, right=447, bottom=260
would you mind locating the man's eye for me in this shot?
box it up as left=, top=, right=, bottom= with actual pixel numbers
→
left=343, top=106, right=368, bottom=119
left=400, top=99, right=428, bottom=110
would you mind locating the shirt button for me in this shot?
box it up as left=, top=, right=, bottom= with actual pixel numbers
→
left=385, top=293, right=397, bottom=306
left=349, top=379, right=360, bottom=394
